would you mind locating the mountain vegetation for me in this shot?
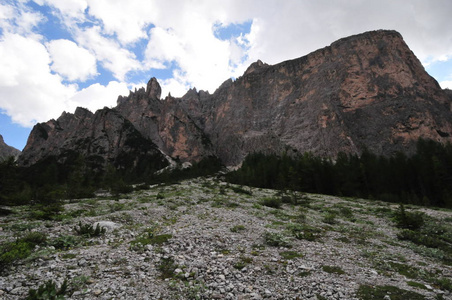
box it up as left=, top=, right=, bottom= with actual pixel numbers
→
left=227, top=139, right=452, bottom=208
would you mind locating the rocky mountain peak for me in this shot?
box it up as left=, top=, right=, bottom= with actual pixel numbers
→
left=146, top=77, right=162, bottom=100
left=17, top=29, right=452, bottom=169
left=0, top=134, right=21, bottom=161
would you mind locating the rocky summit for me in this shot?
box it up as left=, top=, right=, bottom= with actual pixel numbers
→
left=18, top=30, right=452, bottom=169
left=0, top=135, right=20, bottom=161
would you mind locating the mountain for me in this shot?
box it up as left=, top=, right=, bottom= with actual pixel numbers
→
left=18, top=30, right=452, bottom=170
left=0, top=135, right=21, bottom=161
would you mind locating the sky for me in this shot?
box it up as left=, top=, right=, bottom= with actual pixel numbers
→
left=1, top=0, right=452, bottom=151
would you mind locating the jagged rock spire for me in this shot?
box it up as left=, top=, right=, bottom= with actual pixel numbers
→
left=146, top=77, right=162, bottom=100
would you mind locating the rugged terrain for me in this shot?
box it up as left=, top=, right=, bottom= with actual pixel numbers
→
left=1, top=177, right=451, bottom=299
left=18, top=30, right=452, bottom=169
left=0, top=135, right=20, bottom=161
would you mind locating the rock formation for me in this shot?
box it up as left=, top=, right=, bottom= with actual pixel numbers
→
left=19, top=107, right=168, bottom=174
left=0, top=135, right=21, bottom=161
left=18, top=30, right=452, bottom=170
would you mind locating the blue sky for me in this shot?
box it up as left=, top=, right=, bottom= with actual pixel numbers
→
left=1, top=0, right=452, bottom=151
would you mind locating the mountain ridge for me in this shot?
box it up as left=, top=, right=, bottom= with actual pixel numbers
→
left=18, top=29, right=452, bottom=170
left=0, top=135, right=21, bottom=161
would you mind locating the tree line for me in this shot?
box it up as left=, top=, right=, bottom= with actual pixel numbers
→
left=226, top=139, right=452, bottom=208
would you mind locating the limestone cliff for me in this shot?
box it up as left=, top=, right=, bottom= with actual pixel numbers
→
left=18, top=107, right=168, bottom=173
left=18, top=30, right=452, bottom=169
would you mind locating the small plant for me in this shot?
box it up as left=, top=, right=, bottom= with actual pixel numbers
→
left=233, top=256, right=253, bottom=270
left=231, top=186, right=252, bottom=195
left=407, top=281, right=428, bottom=290
left=322, top=212, right=337, bottom=225
left=286, top=223, right=323, bottom=241
left=0, top=232, right=48, bottom=269
left=73, top=222, right=106, bottom=237
left=26, top=280, right=68, bottom=300
left=230, top=225, right=246, bottom=233
left=49, top=235, right=80, bottom=250
left=263, top=231, right=291, bottom=247
left=280, top=251, right=303, bottom=260
left=322, top=265, right=345, bottom=275
left=393, top=204, right=424, bottom=231
left=157, top=257, right=178, bottom=279
left=356, top=284, right=425, bottom=300
left=260, top=197, right=282, bottom=209
left=130, top=226, right=172, bottom=252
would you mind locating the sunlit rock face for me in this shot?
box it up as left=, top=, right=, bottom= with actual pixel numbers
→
left=19, top=30, right=452, bottom=168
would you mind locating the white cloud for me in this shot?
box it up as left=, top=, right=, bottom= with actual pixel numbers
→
left=0, top=33, right=76, bottom=127
left=85, top=0, right=157, bottom=45
left=70, top=81, right=129, bottom=111
left=440, top=81, right=452, bottom=90
left=75, top=26, right=142, bottom=81
left=33, top=0, right=87, bottom=23
left=47, top=39, right=97, bottom=81
left=0, top=1, right=45, bottom=38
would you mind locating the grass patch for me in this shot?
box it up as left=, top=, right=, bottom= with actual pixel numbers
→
left=279, top=251, right=303, bottom=260
left=356, top=284, right=425, bottom=300
left=322, top=265, right=345, bottom=275
left=407, top=281, right=428, bottom=290
left=263, top=231, right=291, bottom=248
left=230, top=225, right=246, bottom=233
left=260, top=197, right=282, bottom=209
left=286, top=223, right=323, bottom=242
left=0, top=231, right=47, bottom=270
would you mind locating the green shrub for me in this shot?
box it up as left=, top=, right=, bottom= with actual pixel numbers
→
left=73, top=222, right=106, bottom=237
left=260, top=197, right=282, bottom=209
left=26, top=280, right=67, bottom=300
left=30, top=202, right=65, bottom=221
left=322, top=265, right=345, bottom=275
left=49, top=235, right=80, bottom=250
left=231, top=186, right=252, bottom=195
left=356, top=284, right=425, bottom=300
left=279, top=251, right=303, bottom=260
left=130, top=226, right=172, bottom=252
left=230, top=225, right=246, bottom=233
left=263, top=231, right=291, bottom=247
left=322, top=212, right=338, bottom=225
left=393, top=205, right=424, bottom=231
left=157, top=257, right=178, bottom=279
left=286, top=223, right=323, bottom=241
left=0, top=232, right=47, bottom=269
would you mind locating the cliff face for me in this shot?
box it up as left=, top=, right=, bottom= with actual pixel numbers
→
left=0, top=135, right=21, bottom=161
left=18, top=107, right=168, bottom=172
left=198, top=30, right=452, bottom=164
left=18, top=30, right=452, bottom=169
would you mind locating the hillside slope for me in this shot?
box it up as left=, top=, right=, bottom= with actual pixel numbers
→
left=0, top=178, right=451, bottom=299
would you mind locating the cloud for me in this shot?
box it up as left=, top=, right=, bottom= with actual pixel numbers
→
left=0, top=1, right=45, bottom=37
left=70, top=81, right=129, bottom=111
left=75, top=26, right=142, bottom=81
left=47, top=39, right=97, bottom=81
left=0, top=33, right=76, bottom=127
left=440, top=81, right=452, bottom=90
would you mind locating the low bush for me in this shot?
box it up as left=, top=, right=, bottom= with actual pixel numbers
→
left=73, top=222, right=106, bottom=237
left=356, top=284, right=425, bottom=300
left=26, top=280, right=67, bottom=300
left=260, top=197, right=282, bottom=209
left=0, top=232, right=47, bottom=269
left=263, top=231, right=291, bottom=247
left=393, top=204, right=424, bottom=231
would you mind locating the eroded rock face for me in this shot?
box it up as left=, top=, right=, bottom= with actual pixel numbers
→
left=199, top=30, right=452, bottom=164
left=18, top=30, right=452, bottom=168
left=0, top=135, right=21, bottom=161
left=18, top=107, right=168, bottom=172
